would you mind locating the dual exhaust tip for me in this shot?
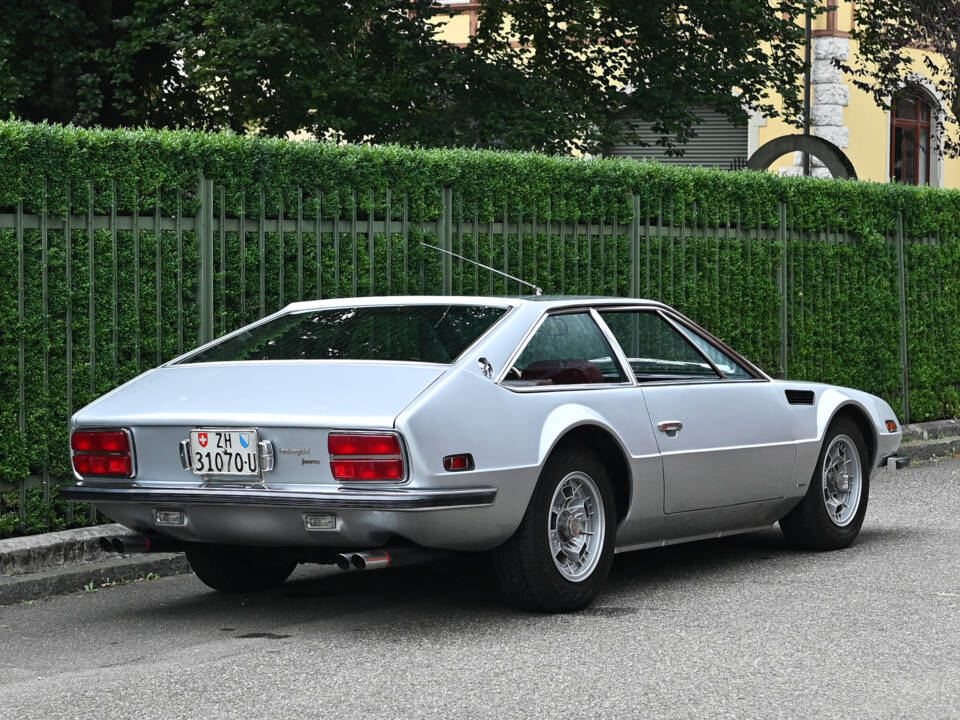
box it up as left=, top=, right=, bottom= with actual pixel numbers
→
left=335, top=550, right=393, bottom=571
left=100, top=534, right=445, bottom=573
left=334, top=547, right=448, bottom=572
left=99, top=535, right=183, bottom=554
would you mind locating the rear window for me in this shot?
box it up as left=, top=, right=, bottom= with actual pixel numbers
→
left=181, top=304, right=508, bottom=364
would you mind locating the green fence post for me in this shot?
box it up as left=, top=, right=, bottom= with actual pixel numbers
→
left=198, top=174, right=215, bottom=344
left=629, top=193, right=641, bottom=298
left=441, top=187, right=453, bottom=295
left=778, top=202, right=788, bottom=379
left=896, top=211, right=910, bottom=423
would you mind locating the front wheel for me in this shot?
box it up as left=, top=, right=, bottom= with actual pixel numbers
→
left=780, top=418, right=870, bottom=550
left=493, top=445, right=616, bottom=612
left=186, top=544, right=297, bottom=592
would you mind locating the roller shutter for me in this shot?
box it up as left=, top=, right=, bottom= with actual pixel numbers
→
left=608, top=110, right=748, bottom=169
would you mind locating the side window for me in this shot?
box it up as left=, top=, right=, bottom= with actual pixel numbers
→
left=504, top=312, right=626, bottom=387
left=673, top=323, right=754, bottom=380
left=599, top=310, right=720, bottom=381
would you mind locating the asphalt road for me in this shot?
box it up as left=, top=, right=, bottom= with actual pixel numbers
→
left=1, top=460, right=959, bottom=720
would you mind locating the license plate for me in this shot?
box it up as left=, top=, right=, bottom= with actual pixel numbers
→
left=190, top=429, right=260, bottom=476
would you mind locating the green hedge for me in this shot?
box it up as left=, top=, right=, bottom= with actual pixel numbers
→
left=2, top=120, right=960, bottom=536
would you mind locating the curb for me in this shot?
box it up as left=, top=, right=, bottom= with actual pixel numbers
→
left=899, top=437, right=960, bottom=463
left=900, top=419, right=960, bottom=463
left=0, top=523, right=190, bottom=606
left=0, top=554, right=189, bottom=606
left=901, top=418, right=960, bottom=443
left=0, top=523, right=135, bottom=576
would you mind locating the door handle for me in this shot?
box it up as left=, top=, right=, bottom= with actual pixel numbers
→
left=657, top=421, right=683, bottom=437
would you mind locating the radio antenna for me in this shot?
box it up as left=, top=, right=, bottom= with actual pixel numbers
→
left=420, top=242, right=543, bottom=296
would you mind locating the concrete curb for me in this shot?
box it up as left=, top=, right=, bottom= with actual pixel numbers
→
left=0, top=523, right=135, bottom=576
left=901, top=419, right=960, bottom=443
left=901, top=419, right=960, bottom=463
left=0, top=523, right=190, bottom=606
left=0, top=554, right=190, bottom=606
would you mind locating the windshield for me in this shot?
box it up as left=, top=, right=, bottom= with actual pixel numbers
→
left=181, top=304, right=508, bottom=364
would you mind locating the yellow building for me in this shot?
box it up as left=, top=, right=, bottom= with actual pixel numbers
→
left=436, top=0, right=958, bottom=188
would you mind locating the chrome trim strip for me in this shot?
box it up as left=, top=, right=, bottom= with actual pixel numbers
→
left=496, top=307, right=636, bottom=391
left=655, top=309, right=725, bottom=378
left=501, top=381, right=636, bottom=394
left=496, top=309, right=550, bottom=384
left=60, top=484, right=498, bottom=512
left=589, top=307, right=638, bottom=386
left=657, top=438, right=800, bottom=456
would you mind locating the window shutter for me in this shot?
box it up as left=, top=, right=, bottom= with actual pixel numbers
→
left=608, top=110, right=748, bottom=169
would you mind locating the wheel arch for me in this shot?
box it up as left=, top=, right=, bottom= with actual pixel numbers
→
left=538, top=412, right=632, bottom=525
left=825, top=403, right=878, bottom=468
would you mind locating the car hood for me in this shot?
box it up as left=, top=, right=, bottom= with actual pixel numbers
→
left=72, top=362, right=446, bottom=429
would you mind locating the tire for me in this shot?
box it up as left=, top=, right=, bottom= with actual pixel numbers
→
left=780, top=417, right=870, bottom=551
left=493, top=444, right=616, bottom=612
left=186, top=544, right=297, bottom=592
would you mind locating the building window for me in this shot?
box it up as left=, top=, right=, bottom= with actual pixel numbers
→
left=891, top=94, right=933, bottom=185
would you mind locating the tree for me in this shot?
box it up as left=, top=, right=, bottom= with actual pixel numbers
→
left=846, top=0, right=960, bottom=156
left=472, top=0, right=823, bottom=153
left=0, top=0, right=824, bottom=154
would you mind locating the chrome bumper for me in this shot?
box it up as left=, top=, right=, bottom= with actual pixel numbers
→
left=60, top=483, right=497, bottom=512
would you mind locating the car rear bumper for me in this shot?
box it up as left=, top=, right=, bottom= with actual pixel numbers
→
left=60, top=483, right=497, bottom=511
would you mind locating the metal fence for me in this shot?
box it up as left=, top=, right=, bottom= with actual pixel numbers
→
left=0, top=173, right=952, bottom=531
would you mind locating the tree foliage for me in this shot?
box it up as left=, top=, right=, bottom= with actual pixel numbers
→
left=847, top=0, right=960, bottom=156
left=473, top=0, right=823, bottom=152
left=0, top=0, right=825, bottom=153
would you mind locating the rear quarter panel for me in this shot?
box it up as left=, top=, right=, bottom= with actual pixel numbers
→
left=396, top=365, right=663, bottom=550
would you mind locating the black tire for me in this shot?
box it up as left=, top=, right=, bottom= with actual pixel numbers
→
left=493, top=444, right=616, bottom=612
left=186, top=544, right=297, bottom=592
left=780, top=418, right=870, bottom=551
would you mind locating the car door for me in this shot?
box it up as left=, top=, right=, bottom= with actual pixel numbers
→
left=597, top=308, right=797, bottom=514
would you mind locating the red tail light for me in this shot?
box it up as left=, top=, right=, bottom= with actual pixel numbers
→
left=71, top=429, right=134, bottom=478
left=328, top=432, right=404, bottom=482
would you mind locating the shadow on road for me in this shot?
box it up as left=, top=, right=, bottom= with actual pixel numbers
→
left=97, top=520, right=921, bottom=635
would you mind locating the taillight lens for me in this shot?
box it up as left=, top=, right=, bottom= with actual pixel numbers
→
left=71, top=429, right=134, bottom=478
left=328, top=433, right=404, bottom=482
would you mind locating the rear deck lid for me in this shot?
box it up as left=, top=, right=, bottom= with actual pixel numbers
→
left=73, top=362, right=445, bottom=429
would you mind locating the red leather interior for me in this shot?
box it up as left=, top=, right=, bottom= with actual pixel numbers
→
left=522, top=359, right=604, bottom=385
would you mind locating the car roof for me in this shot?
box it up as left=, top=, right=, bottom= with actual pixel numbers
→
left=282, top=295, right=668, bottom=313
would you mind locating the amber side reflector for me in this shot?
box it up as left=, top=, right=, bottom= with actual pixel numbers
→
left=885, top=420, right=898, bottom=433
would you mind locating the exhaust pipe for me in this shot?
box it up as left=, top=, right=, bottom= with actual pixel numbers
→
left=99, top=534, right=186, bottom=554
left=334, top=547, right=451, bottom=572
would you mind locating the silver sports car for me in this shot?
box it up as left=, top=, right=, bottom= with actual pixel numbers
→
left=63, top=296, right=903, bottom=611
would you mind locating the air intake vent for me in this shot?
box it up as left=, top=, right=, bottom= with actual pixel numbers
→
left=785, top=389, right=815, bottom=405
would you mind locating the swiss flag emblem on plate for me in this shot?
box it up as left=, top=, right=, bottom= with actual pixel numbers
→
left=197, top=432, right=208, bottom=448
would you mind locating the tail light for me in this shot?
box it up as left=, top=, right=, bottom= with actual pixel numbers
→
left=71, top=429, right=134, bottom=478
left=328, top=432, right=404, bottom=481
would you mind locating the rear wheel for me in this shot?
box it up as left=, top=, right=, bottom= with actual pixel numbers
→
left=186, top=544, right=297, bottom=592
left=493, top=445, right=616, bottom=612
left=780, top=418, right=870, bottom=550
